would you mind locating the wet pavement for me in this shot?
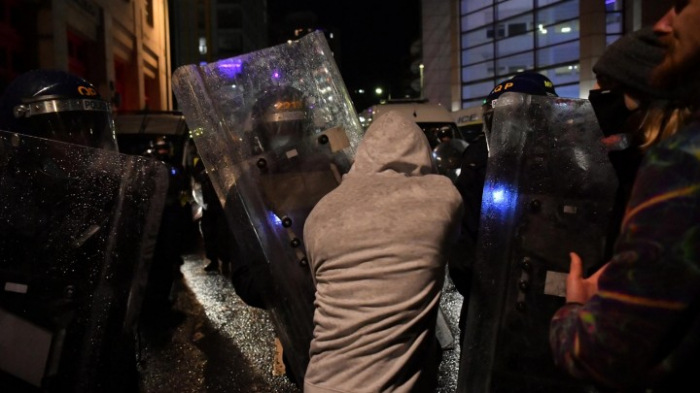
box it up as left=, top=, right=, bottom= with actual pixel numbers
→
left=137, top=252, right=463, bottom=393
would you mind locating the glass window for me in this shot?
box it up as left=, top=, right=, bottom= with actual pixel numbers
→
left=536, top=0, right=570, bottom=7
left=496, top=32, right=534, bottom=58
left=606, top=12, right=623, bottom=34
left=463, top=80, right=495, bottom=101
left=605, top=0, right=623, bottom=12
left=462, top=42, right=494, bottom=65
left=463, top=6, right=493, bottom=30
left=537, top=40, right=578, bottom=67
left=537, top=20, right=579, bottom=47
left=462, top=0, right=492, bottom=14
left=146, top=0, right=153, bottom=27
left=496, top=52, right=534, bottom=76
left=463, top=26, right=495, bottom=49
left=487, top=24, right=507, bottom=40
left=464, top=97, right=486, bottom=108
left=496, top=0, right=533, bottom=20
left=551, top=83, right=580, bottom=98
left=463, top=61, right=495, bottom=81
left=500, top=12, right=533, bottom=38
left=536, top=0, right=579, bottom=26
left=540, top=64, right=580, bottom=88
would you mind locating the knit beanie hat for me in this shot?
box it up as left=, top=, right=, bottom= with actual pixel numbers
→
left=593, top=27, right=671, bottom=99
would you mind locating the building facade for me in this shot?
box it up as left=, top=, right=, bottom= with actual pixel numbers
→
left=169, top=0, right=268, bottom=69
left=0, top=0, right=172, bottom=112
left=421, top=0, right=673, bottom=111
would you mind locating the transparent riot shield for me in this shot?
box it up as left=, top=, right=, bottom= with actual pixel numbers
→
left=0, top=130, right=168, bottom=392
left=457, top=93, right=618, bottom=392
left=172, top=31, right=364, bottom=383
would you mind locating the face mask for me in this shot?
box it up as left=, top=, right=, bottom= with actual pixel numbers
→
left=588, top=88, right=634, bottom=137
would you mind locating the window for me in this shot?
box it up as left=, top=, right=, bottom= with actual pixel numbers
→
left=462, top=42, right=494, bottom=66
left=536, top=40, right=578, bottom=67
left=463, top=61, right=494, bottom=81
left=464, top=26, right=496, bottom=48
left=496, top=0, right=533, bottom=20
left=146, top=0, right=154, bottom=27
left=536, top=0, right=579, bottom=26
left=496, top=33, right=534, bottom=57
left=462, top=80, right=494, bottom=101
left=496, top=52, right=534, bottom=76
left=462, top=6, right=493, bottom=30
left=509, top=23, right=528, bottom=36
left=459, top=0, right=609, bottom=106
left=462, top=0, right=492, bottom=14
left=537, top=20, right=579, bottom=47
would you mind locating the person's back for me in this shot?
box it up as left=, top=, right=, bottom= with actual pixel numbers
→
left=303, top=111, right=463, bottom=393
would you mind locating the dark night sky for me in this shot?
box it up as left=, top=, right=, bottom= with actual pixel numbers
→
left=266, top=0, right=422, bottom=110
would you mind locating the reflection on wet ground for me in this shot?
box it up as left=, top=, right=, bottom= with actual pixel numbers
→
left=138, top=254, right=462, bottom=392
left=137, top=254, right=299, bottom=393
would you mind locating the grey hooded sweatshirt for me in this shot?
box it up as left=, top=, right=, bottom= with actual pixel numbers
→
left=303, top=111, right=463, bottom=393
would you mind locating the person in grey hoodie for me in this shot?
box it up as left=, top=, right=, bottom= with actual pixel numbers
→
left=302, top=110, right=464, bottom=392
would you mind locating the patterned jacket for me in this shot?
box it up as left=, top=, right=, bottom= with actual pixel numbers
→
left=549, top=118, right=700, bottom=391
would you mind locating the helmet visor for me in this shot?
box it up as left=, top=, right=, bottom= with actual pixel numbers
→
left=16, top=98, right=118, bottom=151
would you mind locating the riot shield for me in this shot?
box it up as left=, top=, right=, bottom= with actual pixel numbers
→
left=457, top=93, right=618, bottom=392
left=0, top=130, right=168, bottom=392
left=172, top=31, right=363, bottom=383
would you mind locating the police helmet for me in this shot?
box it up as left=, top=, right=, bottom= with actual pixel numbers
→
left=482, top=77, right=554, bottom=133
left=0, top=69, right=118, bottom=151
left=251, top=85, right=312, bottom=153
left=152, top=135, right=173, bottom=161
left=511, top=71, right=558, bottom=97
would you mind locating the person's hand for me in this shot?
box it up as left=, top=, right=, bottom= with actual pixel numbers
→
left=566, top=252, right=609, bottom=304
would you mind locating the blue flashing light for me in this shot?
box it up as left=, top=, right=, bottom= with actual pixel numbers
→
left=269, top=212, right=282, bottom=227
left=483, top=183, right=518, bottom=215
left=493, top=189, right=505, bottom=203
left=170, top=168, right=177, bottom=175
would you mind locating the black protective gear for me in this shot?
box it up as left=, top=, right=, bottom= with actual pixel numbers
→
left=251, top=85, right=312, bottom=153
left=152, top=135, right=174, bottom=161
left=0, top=69, right=118, bottom=151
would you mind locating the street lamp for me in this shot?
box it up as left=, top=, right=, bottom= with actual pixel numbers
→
left=419, top=63, right=425, bottom=99
left=375, top=87, right=383, bottom=96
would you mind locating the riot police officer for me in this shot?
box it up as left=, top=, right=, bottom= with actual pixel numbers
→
left=0, top=69, right=118, bottom=150
left=241, top=84, right=346, bottom=385
left=0, top=69, right=167, bottom=392
left=450, top=75, right=558, bottom=348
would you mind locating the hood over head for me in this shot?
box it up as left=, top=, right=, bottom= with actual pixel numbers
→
left=349, top=110, right=435, bottom=177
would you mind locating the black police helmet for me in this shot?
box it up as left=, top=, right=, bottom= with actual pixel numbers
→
left=152, top=135, right=173, bottom=161
left=251, top=85, right=312, bottom=153
left=0, top=69, right=118, bottom=151
left=511, top=71, right=558, bottom=97
left=482, top=77, right=551, bottom=133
